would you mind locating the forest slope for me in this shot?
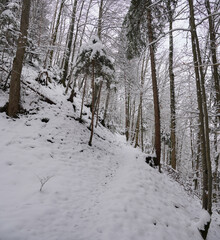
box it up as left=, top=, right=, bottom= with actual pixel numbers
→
left=0, top=67, right=219, bottom=240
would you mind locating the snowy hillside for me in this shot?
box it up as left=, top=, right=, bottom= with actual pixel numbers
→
left=0, top=67, right=219, bottom=240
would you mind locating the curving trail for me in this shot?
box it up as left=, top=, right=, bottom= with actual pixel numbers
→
left=0, top=79, right=219, bottom=240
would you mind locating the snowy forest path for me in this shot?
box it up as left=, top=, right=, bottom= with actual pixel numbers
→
left=0, top=93, right=209, bottom=240
left=70, top=138, right=146, bottom=240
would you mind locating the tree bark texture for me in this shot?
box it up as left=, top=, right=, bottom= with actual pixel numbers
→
left=124, top=74, right=130, bottom=141
left=188, top=0, right=212, bottom=237
left=168, top=0, right=176, bottom=170
left=102, top=87, right=110, bottom=127
left=89, top=61, right=95, bottom=146
left=8, top=0, right=31, bottom=117
left=94, top=0, right=104, bottom=107
left=205, top=0, right=220, bottom=113
left=205, top=0, right=219, bottom=202
left=80, top=76, right=87, bottom=120
left=95, top=81, right=103, bottom=128
left=134, top=101, right=141, bottom=148
left=147, top=0, right=161, bottom=171
left=97, top=0, right=104, bottom=40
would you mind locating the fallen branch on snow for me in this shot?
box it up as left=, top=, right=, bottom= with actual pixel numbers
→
left=22, top=80, right=56, bottom=105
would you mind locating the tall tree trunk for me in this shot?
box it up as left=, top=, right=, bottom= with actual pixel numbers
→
left=147, top=0, right=161, bottom=172
left=205, top=0, right=219, bottom=202
left=97, top=0, right=103, bottom=39
left=80, top=76, right=87, bottom=120
left=135, top=53, right=146, bottom=149
left=193, top=7, right=212, bottom=217
left=71, top=0, right=85, bottom=64
left=124, top=74, right=130, bottom=141
left=88, top=61, right=95, bottom=146
left=43, top=0, right=59, bottom=67
left=195, top=133, right=201, bottom=191
left=49, top=0, right=65, bottom=66
left=61, top=0, right=78, bottom=87
left=102, top=87, right=110, bottom=126
left=95, top=81, right=103, bottom=128
left=130, top=98, right=136, bottom=144
left=168, top=0, right=176, bottom=170
left=8, top=0, right=31, bottom=117
left=134, top=101, right=141, bottom=148
left=213, top=119, right=219, bottom=201
left=140, top=100, right=144, bottom=152
left=79, top=0, right=93, bottom=48
left=188, top=0, right=212, bottom=238
left=205, top=0, right=220, bottom=111
left=94, top=0, right=104, bottom=107
left=65, top=0, right=85, bottom=94
left=54, top=13, right=66, bottom=66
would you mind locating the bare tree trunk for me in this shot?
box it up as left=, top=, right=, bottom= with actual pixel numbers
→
left=140, top=100, right=144, bottom=152
left=205, top=0, right=220, bottom=111
left=130, top=98, right=136, bottom=144
left=163, top=140, right=166, bottom=164
left=65, top=0, right=86, bottom=93
left=205, top=0, right=219, bottom=203
left=135, top=53, right=146, bottom=149
left=97, top=0, right=103, bottom=39
left=50, top=0, right=59, bottom=41
left=94, top=0, right=104, bottom=107
left=80, top=76, right=87, bottom=120
left=213, top=120, right=219, bottom=201
left=147, top=0, right=161, bottom=172
left=88, top=61, right=95, bottom=146
left=168, top=0, right=176, bottom=170
left=102, top=87, right=110, bottom=126
left=124, top=74, right=130, bottom=141
left=188, top=0, right=212, bottom=238
left=54, top=13, right=66, bottom=66
left=43, top=0, right=59, bottom=67
left=49, top=0, right=65, bottom=66
left=65, top=0, right=85, bottom=94
left=194, top=134, right=200, bottom=191
left=71, top=0, right=85, bottom=64
left=134, top=101, right=141, bottom=148
left=8, top=0, right=31, bottom=117
left=61, top=0, right=78, bottom=87
left=95, top=81, right=103, bottom=128
left=79, top=0, right=93, bottom=48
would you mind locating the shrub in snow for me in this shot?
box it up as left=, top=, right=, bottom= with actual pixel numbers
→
left=37, top=175, right=53, bottom=192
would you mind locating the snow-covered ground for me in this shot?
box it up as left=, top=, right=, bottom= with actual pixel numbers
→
left=0, top=67, right=219, bottom=240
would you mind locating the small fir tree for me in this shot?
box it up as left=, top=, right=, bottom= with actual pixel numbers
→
left=74, top=36, right=114, bottom=146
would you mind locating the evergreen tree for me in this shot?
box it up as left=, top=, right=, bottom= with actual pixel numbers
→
left=74, top=36, right=114, bottom=146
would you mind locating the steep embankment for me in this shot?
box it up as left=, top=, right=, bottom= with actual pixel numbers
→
left=0, top=66, right=219, bottom=240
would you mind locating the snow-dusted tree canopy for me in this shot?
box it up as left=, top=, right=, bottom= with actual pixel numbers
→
left=75, top=36, right=114, bottom=82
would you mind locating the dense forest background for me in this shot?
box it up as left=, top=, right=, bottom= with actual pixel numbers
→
left=0, top=0, right=219, bottom=238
